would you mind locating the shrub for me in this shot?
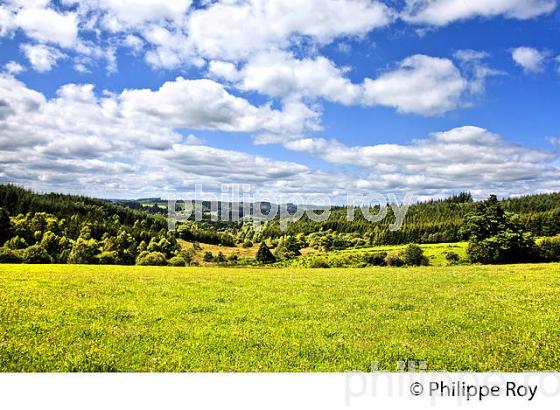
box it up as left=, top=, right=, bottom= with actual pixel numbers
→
left=309, top=257, right=330, bottom=268
left=445, top=251, right=461, bottom=265
left=203, top=251, right=214, bottom=262
left=178, top=249, right=195, bottom=266
left=136, top=251, right=167, bottom=266
left=96, top=251, right=119, bottom=265
left=538, top=237, right=560, bottom=262
left=242, top=240, right=253, bottom=248
left=168, top=256, right=187, bottom=267
left=399, top=244, right=429, bottom=266
left=384, top=253, right=403, bottom=267
left=227, top=254, right=238, bottom=263
left=21, top=244, right=53, bottom=264
left=0, top=247, right=22, bottom=263
left=215, top=251, right=226, bottom=263
left=362, top=252, right=387, bottom=266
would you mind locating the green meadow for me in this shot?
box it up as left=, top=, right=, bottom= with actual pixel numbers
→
left=1, top=263, right=560, bottom=372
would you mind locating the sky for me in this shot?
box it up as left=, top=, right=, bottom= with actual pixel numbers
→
left=0, top=0, right=559, bottom=202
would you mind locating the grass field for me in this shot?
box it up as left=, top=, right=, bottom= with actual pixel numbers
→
left=1, top=263, right=560, bottom=372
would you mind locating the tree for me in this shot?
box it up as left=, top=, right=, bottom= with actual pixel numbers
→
left=136, top=251, right=167, bottom=266
left=462, top=195, right=537, bottom=264
left=178, top=249, right=195, bottom=266
left=399, top=244, right=429, bottom=266
left=256, top=242, right=276, bottom=264
left=538, top=237, right=560, bottom=262
left=0, top=207, right=11, bottom=245
left=21, top=244, right=52, bottom=264
left=68, top=238, right=99, bottom=264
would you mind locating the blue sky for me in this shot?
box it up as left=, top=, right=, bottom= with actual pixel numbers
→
left=1, top=0, right=559, bottom=201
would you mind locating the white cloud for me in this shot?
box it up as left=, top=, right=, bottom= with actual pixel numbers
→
left=0, top=75, right=348, bottom=198
left=1, top=75, right=559, bottom=198
left=453, top=49, right=503, bottom=94
left=208, top=61, right=242, bottom=82
left=213, top=52, right=492, bottom=116
left=21, top=43, right=66, bottom=72
left=119, top=77, right=319, bottom=135
left=362, top=55, right=467, bottom=115
left=186, top=0, right=394, bottom=61
left=95, top=0, right=192, bottom=29
left=402, top=0, right=556, bottom=26
left=555, top=55, right=560, bottom=74
left=511, top=46, right=549, bottom=73
left=122, top=34, right=144, bottom=54
left=547, top=136, right=560, bottom=148
left=233, top=50, right=362, bottom=105
left=0, top=5, right=16, bottom=36
left=4, top=61, right=25, bottom=75
left=279, top=126, right=560, bottom=194
left=14, top=6, right=79, bottom=48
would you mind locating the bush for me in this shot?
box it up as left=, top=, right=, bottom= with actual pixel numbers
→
left=215, top=251, right=226, bottom=263
left=399, top=244, right=429, bottom=266
left=445, top=251, right=461, bottom=265
left=0, top=247, right=22, bottom=263
left=136, top=251, right=167, bottom=266
left=309, top=257, right=330, bottom=268
left=21, top=244, right=53, bottom=264
left=168, top=256, right=187, bottom=267
left=538, top=237, right=560, bottom=262
left=362, top=252, right=387, bottom=266
left=384, top=253, right=403, bottom=267
left=242, top=240, right=253, bottom=248
left=96, top=251, right=119, bottom=265
left=203, top=251, right=214, bottom=262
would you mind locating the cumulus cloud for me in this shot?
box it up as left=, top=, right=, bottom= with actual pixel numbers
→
left=186, top=0, right=394, bottom=61
left=402, top=0, right=556, bottom=26
left=3, top=61, right=25, bottom=75
left=212, top=52, right=493, bottom=116
left=13, top=4, right=79, bottom=48
left=362, top=55, right=467, bottom=115
left=230, top=50, right=362, bottom=105
left=511, top=46, right=549, bottom=73
left=0, top=74, right=328, bottom=196
left=119, top=77, right=319, bottom=134
left=89, top=0, right=192, bottom=29
left=21, top=43, right=66, bottom=72
left=279, top=126, right=560, bottom=194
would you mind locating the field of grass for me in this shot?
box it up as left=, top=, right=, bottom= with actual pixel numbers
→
left=1, top=263, right=559, bottom=372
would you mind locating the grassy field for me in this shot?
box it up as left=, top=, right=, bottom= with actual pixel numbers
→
left=1, top=263, right=559, bottom=372
left=181, top=239, right=468, bottom=266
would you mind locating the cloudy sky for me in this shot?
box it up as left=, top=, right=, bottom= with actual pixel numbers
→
left=1, top=0, right=559, bottom=201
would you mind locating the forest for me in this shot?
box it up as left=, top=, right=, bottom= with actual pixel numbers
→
left=0, top=184, right=559, bottom=266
